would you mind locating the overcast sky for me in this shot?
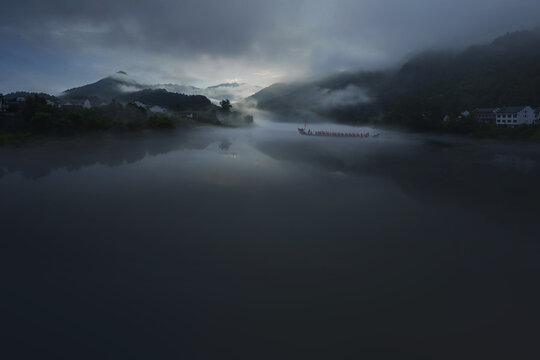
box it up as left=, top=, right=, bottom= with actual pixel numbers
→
left=1, top=0, right=539, bottom=94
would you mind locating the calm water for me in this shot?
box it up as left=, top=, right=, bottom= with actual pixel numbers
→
left=2, top=115, right=540, bottom=359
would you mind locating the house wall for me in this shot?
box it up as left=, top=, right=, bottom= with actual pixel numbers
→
left=475, top=112, right=497, bottom=123
left=496, top=113, right=516, bottom=126
left=496, top=107, right=535, bottom=127
left=519, top=107, right=535, bottom=125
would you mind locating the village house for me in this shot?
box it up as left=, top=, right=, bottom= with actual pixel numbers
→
left=495, top=106, right=535, bottom=127
left=59, top=99, right=92, bottom=108
left=473, top=108, right=500, bottom=123
left=132, top=101, right=147, bottom=109
left=1, top=97, right=28, bottom=112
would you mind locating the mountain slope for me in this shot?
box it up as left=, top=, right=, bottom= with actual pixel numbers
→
left=151, top=84, right=203, bottom=96
left=249, top=72, right=387, bottom=115
left=63, top=72, right=261, bottom=103
left=250, top=29, right=540, bottom=127
left=118, top=89, right=211, bottom=110
left=62, top=71, right=145, bottom=100
left=150, top=82, right=260, bottom=102
left=204, top=83, right=262, bottom=102
left=381, top=29, right=540, bottom=128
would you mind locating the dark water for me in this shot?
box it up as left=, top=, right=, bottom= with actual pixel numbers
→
left=2, top=118, right=540, bottom=359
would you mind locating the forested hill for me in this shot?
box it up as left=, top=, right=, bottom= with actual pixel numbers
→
left=62, top=71, right=145, bottom=100
left=118, top=89, right=211, bottom=110
left=250, top=29, right=540, bottom=130
left=382, top=29, right=540, bottom=129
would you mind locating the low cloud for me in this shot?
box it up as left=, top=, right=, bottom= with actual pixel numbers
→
left=2, top=0, right=540, bottom=92
left=318, top=85, right=371, bottom=109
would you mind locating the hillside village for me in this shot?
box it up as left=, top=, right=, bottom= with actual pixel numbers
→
left=0, top=91, right=222, bottom=141
left=0, top=87, right=254, bottom=142
left=0, top=94, right=177, bottom=116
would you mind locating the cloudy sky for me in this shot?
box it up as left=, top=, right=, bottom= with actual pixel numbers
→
left=1, top=0, right=539, bottom=94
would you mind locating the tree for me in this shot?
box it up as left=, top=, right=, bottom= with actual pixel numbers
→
left=220, top=99, right=232, bottom=112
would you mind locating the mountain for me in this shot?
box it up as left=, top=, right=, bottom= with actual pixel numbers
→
left=150, top=84, right=203, bottom=96
left=249, top=72, right=387, bottom=115
left=249, top=29, right=540, bottom=129
left=63, top=72, right=261, bottom=104
left=152, top=82, right=262, bottom=103
left=204, top=83, right=262, bottom=103
left=379, top=29, right=540, bottom=129
left=62, top=71, right=145, bottom=100
left=62, top=72, right=214, bottom=111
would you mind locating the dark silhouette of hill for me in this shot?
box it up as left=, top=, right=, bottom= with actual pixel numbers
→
left=119, top=89, right=212, bottom=110
left=4, top=91, right=59, bottom=102
left=62, top=71, right=145, bottom=100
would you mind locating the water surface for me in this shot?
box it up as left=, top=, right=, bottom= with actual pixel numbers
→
left=2, top=116, right=540, bottom=359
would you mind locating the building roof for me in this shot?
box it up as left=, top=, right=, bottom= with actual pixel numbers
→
left=473, top=107, right=499, bottom=113
left=60, top=99, right=85, bottom=106
left=497, top=106, right=528, bottom=114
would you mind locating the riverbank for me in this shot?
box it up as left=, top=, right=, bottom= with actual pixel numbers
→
left=438, top=119, right=540, bottom=141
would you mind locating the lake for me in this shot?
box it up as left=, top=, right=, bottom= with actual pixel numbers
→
left=2, top=114, right=540, bottom=359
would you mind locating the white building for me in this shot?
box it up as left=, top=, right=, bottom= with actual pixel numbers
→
left=495, top=106, right=535, bottom=127
left=59, top=99, right=92, bottom=108
left=133, top=101, right=147, bottom=108
left=149, top=105, right=166, bottom=113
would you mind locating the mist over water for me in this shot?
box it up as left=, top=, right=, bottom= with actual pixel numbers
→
left=2, top=113, right=540, bottom=359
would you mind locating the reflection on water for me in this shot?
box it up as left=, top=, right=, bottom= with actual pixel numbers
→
left=2, top=116, right=540, bottom=359
left=492, top=153, right=535, bottom=173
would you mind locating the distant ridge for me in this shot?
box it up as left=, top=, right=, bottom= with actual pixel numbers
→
left=207, top=82, right=242, bottom=89
left=62, top=73, right=261, bottom=103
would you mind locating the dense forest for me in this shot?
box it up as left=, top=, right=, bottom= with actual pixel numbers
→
left=0, top=95, right=181, bottom=144
left=118, top=89, right=211, bottom=110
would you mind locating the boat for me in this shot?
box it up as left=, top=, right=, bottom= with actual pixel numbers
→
left=297, top=120, right=379, bottom=138
left=298, top=128, right=374, bottom=137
